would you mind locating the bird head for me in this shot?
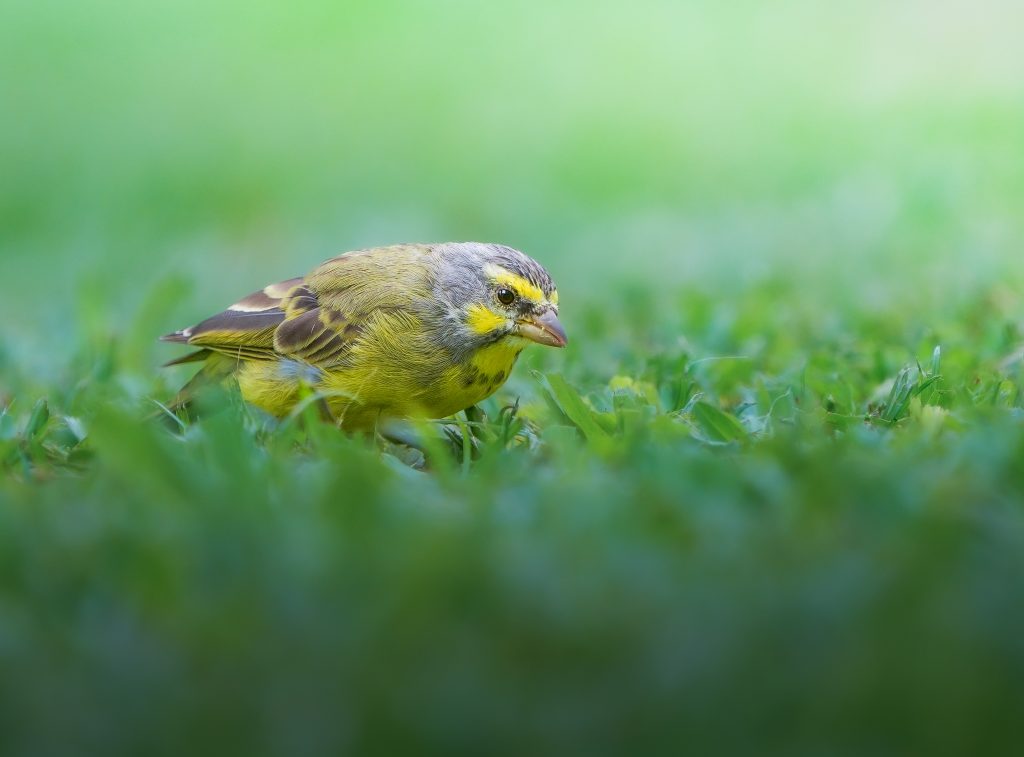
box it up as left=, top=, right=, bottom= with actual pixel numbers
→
left=431, top=242, right=567, bottom=354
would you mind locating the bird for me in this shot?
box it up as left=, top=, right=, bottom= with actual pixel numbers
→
left=161, top=242, right=567, bottom=430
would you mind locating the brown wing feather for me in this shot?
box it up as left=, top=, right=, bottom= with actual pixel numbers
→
left=271, top=245, right=430, bottom=368
left=161, top=277, right=303, bottom=361
left=163, top=245, right=433, bottom=368
left=274, top=306, right=364, bottom=366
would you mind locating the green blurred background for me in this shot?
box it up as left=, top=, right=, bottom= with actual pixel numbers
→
left=4, top=1, right=1024, bottom=754
left=4, top=0, right=1023, bottom=365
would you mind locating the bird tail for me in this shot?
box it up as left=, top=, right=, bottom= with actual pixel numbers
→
left=152, top=352, right=240, bottom=425
left=163, top=348, right=213, bottom=367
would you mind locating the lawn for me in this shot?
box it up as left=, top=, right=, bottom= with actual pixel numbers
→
left=3, top=1, right=1024, bottom=754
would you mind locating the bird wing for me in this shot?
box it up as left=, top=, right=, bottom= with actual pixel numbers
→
left=273, top=244, right=432, bottom=367
left=163, top=244, right=432, bottom=368
left=161, top=277, right=301, bottom=362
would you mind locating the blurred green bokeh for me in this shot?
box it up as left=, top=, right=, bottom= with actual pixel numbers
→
left=4, top=0, right=1023, bottom=362
left=4, top=1, right=1024, bottom=754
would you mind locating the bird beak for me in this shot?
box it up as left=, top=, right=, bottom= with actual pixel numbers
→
left=516, top=309, right=568, bottom=348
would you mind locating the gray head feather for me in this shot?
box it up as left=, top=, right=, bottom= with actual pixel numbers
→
left=422, top=242, right=557, bottom=359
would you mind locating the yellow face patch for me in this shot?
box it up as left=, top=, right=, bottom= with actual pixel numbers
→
left=484, top=264, right=546, bottom=304
left=550, top=290, right=558, bottom=306
left=466, top=303, right=508, bottom=335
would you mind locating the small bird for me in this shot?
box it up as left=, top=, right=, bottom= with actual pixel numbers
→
left=162, top=242, right=566, bottom=430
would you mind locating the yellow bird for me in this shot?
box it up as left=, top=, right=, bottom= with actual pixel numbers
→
left=162, top=242, right=566, bottom=430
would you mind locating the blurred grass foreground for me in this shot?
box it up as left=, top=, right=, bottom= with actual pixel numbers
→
left=3, top=0, right=1024, bottom=754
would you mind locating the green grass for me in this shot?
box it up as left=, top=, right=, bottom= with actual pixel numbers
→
left=5, top=283, right=1024, bottom=754
left=4, top=0, right=1024, bottom=754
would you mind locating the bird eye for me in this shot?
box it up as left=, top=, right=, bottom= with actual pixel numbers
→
left=496, top=287, right=516, bottom=306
